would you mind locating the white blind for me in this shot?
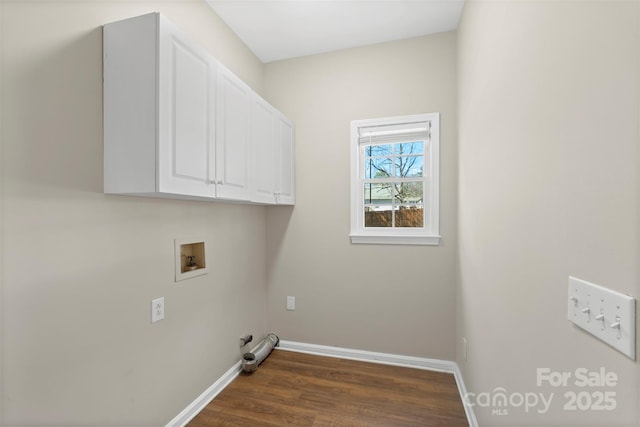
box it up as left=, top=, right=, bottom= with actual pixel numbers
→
left=358, top=121, right=430, bottom=145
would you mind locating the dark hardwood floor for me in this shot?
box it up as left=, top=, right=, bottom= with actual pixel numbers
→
left=188, top=349, right=469, bottom=426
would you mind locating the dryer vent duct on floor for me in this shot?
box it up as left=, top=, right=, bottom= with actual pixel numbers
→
left=242, top=333, right=279, bottom=373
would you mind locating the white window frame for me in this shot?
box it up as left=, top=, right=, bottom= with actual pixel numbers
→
left=350, top=113, right=440, bottom=246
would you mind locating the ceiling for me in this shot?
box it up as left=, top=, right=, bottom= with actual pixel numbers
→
left=205, top=0, right=465, bottom=63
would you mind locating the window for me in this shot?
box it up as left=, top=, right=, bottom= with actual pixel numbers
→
left=350, top=113, right=440, bottom=245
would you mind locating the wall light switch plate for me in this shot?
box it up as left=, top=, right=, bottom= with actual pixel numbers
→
left=286, top=296, right=295, bottom=311
left=568, top=276, right=636, bottom=360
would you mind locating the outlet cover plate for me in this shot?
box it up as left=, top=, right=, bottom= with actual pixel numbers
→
left=151, top=297, right=165, bottom=323
left=568, top=276, right=636, bottom=360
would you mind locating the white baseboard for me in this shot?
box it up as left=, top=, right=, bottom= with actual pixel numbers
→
left=278, top=340, right=454, bottom=372
left=452, top=362, right=479, bottom=427
left=165, top=360, right=242, bottom=427
left=167, top=341, right=478, bottom=427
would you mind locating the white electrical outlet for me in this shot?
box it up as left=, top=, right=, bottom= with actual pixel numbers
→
left=568, top=276, right=636, bottom=359
left=151, top=297, right=165, bottom=323
left=286, top=296, right=295, bottom=311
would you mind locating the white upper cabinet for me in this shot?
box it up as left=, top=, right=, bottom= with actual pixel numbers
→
left=275, top=114, right=295, bottom=205
left=250, top=95, right=295, bottom=205
left=104, top=13, right=294, bottom=205
left=251, top=95, right=278, bottom=203
left=104, top=13, right=216, bottom=199
left=216, top=64, right=252, bottom=201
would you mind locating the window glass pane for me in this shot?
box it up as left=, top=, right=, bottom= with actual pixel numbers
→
left=395, top=141, right=423, bottom=155
left=364, top=157, right=392, bottom=179
left=394, top=155, right=423, bottom=178
left=364, top=182, right=393, bottom=228
left=395, top=205, right=424, bottom=228
left=393, top=181, right=423, bottom=204
left=366, top=144, right=392, bottom=157
left=364, top=183, right=393, bottom=205
left=365, top=206, right=392, bottom=227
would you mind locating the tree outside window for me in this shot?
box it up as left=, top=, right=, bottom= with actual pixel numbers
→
left=363, top=141, right=425, bottom=228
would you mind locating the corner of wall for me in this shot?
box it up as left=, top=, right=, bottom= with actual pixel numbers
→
left=0, top=0, right=4, bottom=422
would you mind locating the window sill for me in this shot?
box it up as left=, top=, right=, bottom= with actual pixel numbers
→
left=349, top=234, right=441, bottom=246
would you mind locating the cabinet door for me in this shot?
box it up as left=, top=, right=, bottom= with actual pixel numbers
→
left=276, top=115, right=295, bottom=205
left=158, top=16, right=216, bottom=197
left=216, top=65, right=252, bottom=200
left=251, top=95, right=277, bottom=204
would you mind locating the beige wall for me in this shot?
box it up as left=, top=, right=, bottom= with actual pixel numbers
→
left=264, top=33, right=458, bottom=359
left=0, top=0, right=3, bottom=422
left=1, top=1, right=266, bottom=425
left=457, top=1, right=640, bottom=426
